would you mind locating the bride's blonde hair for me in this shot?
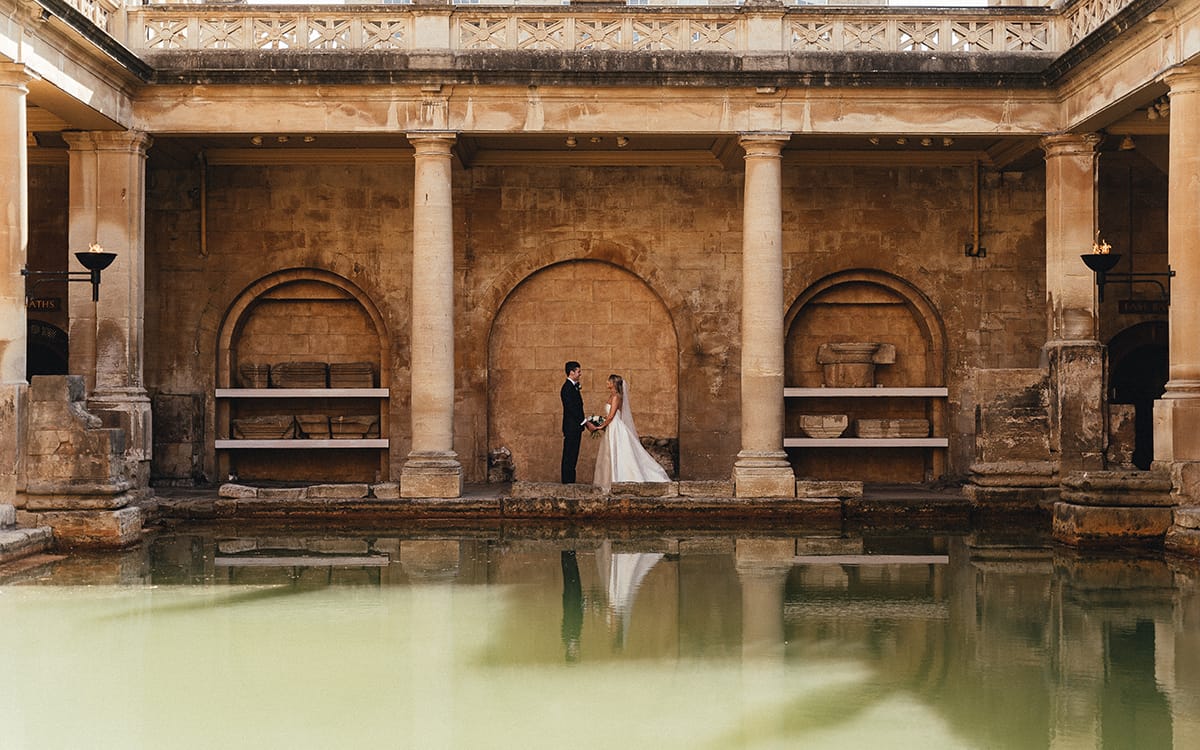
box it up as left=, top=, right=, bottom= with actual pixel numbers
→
left=608, top=374, right=624, bottom=395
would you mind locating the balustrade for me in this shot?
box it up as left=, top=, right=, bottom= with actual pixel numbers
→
left=69, top=1, right=1136, bottom=56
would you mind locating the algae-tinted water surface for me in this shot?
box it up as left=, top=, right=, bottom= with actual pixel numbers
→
left=0, top=529, right=1191, bottom=749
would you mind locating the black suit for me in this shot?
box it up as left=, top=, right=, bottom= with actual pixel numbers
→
left=561, top=379, right=585, bottom=483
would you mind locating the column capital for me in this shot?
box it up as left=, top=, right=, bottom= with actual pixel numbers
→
left=0, top=62, right=37, bottom=89
left=406, top=131, right=457, bottom=156
left=1163, top=65, right=1200, bottom=96
left=1039, top=133, right=1101, bottom=159
left=63, top=130, right=153, bottom=155
left=738, top=133, right=791, bottom=158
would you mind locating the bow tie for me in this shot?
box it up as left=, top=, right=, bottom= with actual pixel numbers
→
left=575, top=382, right=582, bottom=390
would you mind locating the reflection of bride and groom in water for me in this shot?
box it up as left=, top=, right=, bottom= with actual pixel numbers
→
left=560, top=543, right=666, bottom=663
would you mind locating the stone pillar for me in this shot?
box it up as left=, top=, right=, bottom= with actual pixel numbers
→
left=402, top=132, right=462, bottom=498
left=0, top=63, right=34, bottom=501
left=63, top=131, right=154, bottom=490
left=1156, top=68, right=1200, bottom=500
left=1041, top=134, right=1106, bottom=474
left=733, top=134, right=795, bottom=498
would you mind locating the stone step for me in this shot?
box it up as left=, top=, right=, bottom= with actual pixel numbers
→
left=0, top=527, right=54, bottom=565
left=1, top=504, right=14, bottom=529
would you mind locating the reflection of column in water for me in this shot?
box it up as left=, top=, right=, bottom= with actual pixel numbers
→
left=734, top=539, right=792, bottom=741
left=1163, top=572, right=1200, bottom=747
left=402, top=540, right=462, bottom=748
left=561, top=551, right=583, bottom=663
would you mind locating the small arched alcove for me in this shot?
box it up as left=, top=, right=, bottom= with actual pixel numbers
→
left=784, top=270, right=947, bottom=483
left=215, top=269, right=391, bottom=483
left=487, top=260, right=679, bottom=484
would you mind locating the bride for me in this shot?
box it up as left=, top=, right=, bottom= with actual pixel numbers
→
left=586, top=374, right=670, bottom=492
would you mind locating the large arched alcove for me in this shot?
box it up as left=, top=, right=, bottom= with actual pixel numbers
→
left=488, top=260, right=679, bottom=484
left=215, top=269, right=392, bottom=482
left=784, top=270, right=947, bottom=483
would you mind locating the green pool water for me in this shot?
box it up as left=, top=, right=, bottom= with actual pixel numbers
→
left=1, top=527, right=1196, bottom=749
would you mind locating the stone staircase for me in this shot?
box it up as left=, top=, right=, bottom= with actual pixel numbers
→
left=0, top=504, right=53, bottom=565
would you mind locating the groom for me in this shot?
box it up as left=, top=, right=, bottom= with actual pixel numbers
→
left=560, top=361, right=584, bottom=483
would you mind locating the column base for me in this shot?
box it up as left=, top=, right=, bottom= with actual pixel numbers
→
left=1154, top=397, right=1200, bottom=462
left=401, top=451, right=463, bottom=498
left=733, top=452, right=795, bottom=498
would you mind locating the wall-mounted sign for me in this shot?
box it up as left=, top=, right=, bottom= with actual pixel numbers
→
left=1118, top=299, right=1168, bottom=315
left=26, top=297, right=61, bottom=311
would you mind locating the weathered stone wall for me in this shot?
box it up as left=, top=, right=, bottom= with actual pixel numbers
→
left=488, top=260, right=679, bottom=483
left=143, top=156, right=1048, bottom=485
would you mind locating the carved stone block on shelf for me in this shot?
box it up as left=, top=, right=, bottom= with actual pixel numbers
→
left=330, top=415, right=380, bottom=439
left=816, top=342, right=896, bottom=388
left=799, top=414, right=849, bottom=438
left=238, top=363, right=271, bottom=389
left=296, top=414, right=331, bottom=440
left=271, top=361, right=328, bottom=389
left=329, top=362, right=375, bottom=389
left=854, top=418, right=930, bottom=439
left=232, top=415, right=295, bottom=440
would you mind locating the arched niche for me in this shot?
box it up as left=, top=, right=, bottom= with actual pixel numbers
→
left=217, top=268, right=390, bottom=388
left=784, top=270, right=947, bottom=483
left=488, top=260, right=679, bottom=484
left=215, top=269, right=391, bottom=483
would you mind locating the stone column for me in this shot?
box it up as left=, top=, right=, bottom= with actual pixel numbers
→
left=402, top=132, right=462, bottom=498
left=0, top=63, right=34, bottom=500
left=733, top=134, right=795, bottom=497
left=63, top=131, right=154, bottom=489
left=1156, top=68, right=1200, bottom=497
left=1041, top=134, right=1106, bottom=474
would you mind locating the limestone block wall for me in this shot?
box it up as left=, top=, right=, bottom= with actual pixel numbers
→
left=142, top=155, right=1048, bottom=485
left=145, top=160, right=412, bottom=482
left=780, top=164, right=1047, bottom=480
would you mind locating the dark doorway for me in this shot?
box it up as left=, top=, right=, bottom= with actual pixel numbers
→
left=26, top=319, right=69, bottom=380
left=1109, top=323, right=1168, bottom=470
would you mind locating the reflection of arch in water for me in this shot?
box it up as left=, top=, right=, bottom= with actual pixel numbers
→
left=1108, top=321, right=1168, bottom=470
left=27, top=319, right=69, bottom=379
left=487, top=260, right=679, bottom=483
left=784, top=270, right=947, bottom=482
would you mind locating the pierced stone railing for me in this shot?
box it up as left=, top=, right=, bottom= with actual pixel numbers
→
left=64, top=0, right=122, bottom=29
left=113, top=1, right=1132, bottom=55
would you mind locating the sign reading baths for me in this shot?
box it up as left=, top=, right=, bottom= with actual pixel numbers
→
left=27, top=297, right=61, bottom=311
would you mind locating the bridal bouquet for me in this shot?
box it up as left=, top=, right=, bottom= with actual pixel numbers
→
left=583, top=415, right=605, bottom=437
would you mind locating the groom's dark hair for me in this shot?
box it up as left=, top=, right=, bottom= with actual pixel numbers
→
left=565, top=361, right=580, bottom=374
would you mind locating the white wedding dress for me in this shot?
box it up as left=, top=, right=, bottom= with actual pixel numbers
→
left=594, top=383, right=670, bottom=492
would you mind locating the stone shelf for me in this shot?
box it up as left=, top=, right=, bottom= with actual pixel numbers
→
left=785, top=387, right=948, bottom=397
left=215, top=439, right=389, bottom=449
left=784, top=438, right=949, bottom=448
left=216, top=388, right=389, bottom=398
